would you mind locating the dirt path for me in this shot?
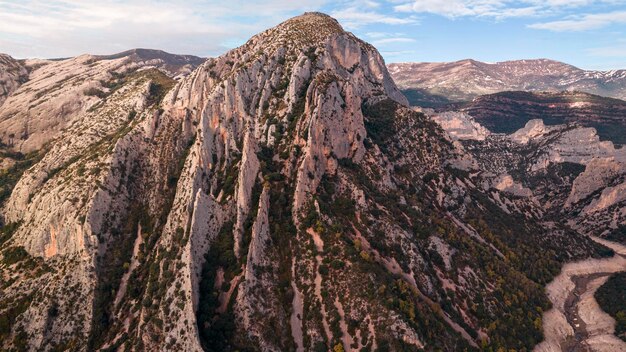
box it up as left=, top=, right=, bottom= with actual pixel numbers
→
left=534, top=237, right=626, bottom=352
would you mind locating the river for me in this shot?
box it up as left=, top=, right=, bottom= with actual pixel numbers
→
left=534, top=237, right=626, bottom=352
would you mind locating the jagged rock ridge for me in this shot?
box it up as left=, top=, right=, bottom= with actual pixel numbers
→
left=0, top=12, right=610, bottom=352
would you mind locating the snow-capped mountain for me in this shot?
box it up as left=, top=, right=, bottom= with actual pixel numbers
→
left=388, top=59, right=626, bottom=106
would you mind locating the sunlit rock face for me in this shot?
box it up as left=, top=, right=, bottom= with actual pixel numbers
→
left=0, top=12, right=612, bottom=352
left=0, top=49, right=204, bottom=153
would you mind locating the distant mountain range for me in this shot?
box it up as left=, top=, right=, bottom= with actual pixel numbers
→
left=0, top=14, right=625, bottom=351
left=388, top=59, right=626, bottom=106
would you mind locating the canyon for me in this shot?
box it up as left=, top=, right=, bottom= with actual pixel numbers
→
left=0, top=11, right=624, bottom=352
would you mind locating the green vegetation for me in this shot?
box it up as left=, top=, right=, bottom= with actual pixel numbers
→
left=1, top=246, right=29, bottom=266
left=606, top=225, right=626, bottom=245
left=196, top=221, right=241, bottom=352
left=362, top=99, right=398, bottom=150
left=0, top=149, right=44, bottom=206
left=595, top=272, right=626, bottom=341
left=401, top=88, right=454, bottom=108
left=0, top=222, right=21, bottom=248
left=0, top=294, right=33, bottom=345
left=84, top=87, right=107, bottom=99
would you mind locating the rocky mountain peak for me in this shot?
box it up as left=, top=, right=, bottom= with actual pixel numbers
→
left=255, top=12, right=345, bottom=49
left=95, top=48, right=205, bottom=67
left=0, top=12, right=618, bottom=352
left=224, top=11, right=377, bottom=71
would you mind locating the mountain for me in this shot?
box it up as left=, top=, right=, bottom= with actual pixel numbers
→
left=94, top=48, right=206, bottom=79
left=0, top=49, right=204, bottom=155
left=0, top=54, right=28, bottom=107
left=449, top=90, right=626, bottom=146
left=0, top=12, right=616, bottom=352
left=388, top=59, right=626, bottom=106
left=425, top=109, right=626, bottom=244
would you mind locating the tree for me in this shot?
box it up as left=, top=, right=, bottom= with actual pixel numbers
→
left=333, top=343, right=345, bottom=352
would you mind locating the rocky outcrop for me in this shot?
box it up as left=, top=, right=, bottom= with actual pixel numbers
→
left=0, top=12, right=612, bottom=352
left=0, top=49, right=203, bottom=153
left=510, top=119, right=551, bottom=144
left=566, top=158, right=623, bottom=207
left=425, top=110, right=490, bottom=141
left=0, top=54, right=28, bottom=107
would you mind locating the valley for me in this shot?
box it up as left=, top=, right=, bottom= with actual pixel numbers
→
left=0, top=10, right=625, bottom=352
left=535, top=237, right=626, bottom=352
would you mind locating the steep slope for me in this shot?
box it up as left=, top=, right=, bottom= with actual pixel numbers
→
left=0, top=54, right=28, bottom=107
left=452, top=91, right=626, bottom=145
left=0, top=13, right=609, bottom=352
left=388, top=59, right=626, bottom=106
left=429, top=110, right=626, bottom=245
left=0, top=49, right=204, bottom=154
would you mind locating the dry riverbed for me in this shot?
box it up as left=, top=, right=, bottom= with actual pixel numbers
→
left=534, top=237, right=626, bottom=352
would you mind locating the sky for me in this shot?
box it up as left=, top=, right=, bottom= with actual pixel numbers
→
left=1, top=0, right=626, bottom=70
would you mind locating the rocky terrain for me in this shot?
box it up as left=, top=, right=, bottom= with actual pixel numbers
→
left=0, top=48, right=204, bottom=154
left=0, top=12, right=621, bottom=352
left=425, top=110, right=626, bottom=243
left=534, top=237, right=626, bottom=352
left=450, top=91, right=626, bottom=145
left=388, top=59, right=626, bottom=106
left=0, top=54, right=28, bottom=107
left=427, top=109, right=626, bottom=350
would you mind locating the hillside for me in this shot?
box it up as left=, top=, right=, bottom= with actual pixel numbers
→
left=388, top=59, right=626, bottom=106
left=0, top=12, right=616, bottom=352
left=452, top=90, right=626, bottom=145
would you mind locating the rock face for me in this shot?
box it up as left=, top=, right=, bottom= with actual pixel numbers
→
left=0, top=49, right=204, bottom=154
left=424, top=110, right=490, bottom=141
left=451, top=91, right=626, bottom=145
left=443, top=115, right=626, bottom=244
left=0, top=54, right=28, bottom=107
left=388, top=59, right=626, bottom=106
left=0, top=12, right=611, bottom=352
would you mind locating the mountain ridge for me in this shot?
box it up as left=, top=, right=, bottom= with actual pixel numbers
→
left=388, top=58, right=626, bottom=106
left=446, top=90, right=626, bottom=145
left=0, top=12, right=619, bottom=352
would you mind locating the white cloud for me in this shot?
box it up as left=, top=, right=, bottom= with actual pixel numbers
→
left=528, top=10, right=626, bottom=31
left=587, top=40, right=626, bottom=57
left=331, top=6, right=417, bottom=29
left=0, top=0, right=423, bottom=58
left=371, top=37, right=416, bottom=45
left=394, top=0, right=539, bottom=19
left=0, top=0, right=328, bottom=58
left=394, top=0, right=624, bottom=20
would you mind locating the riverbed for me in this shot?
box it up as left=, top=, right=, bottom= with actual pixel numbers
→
left=534, top=237, right=626, bottom=352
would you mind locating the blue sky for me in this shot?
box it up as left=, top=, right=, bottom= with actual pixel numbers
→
left=1, top=0, right=625, bottom=70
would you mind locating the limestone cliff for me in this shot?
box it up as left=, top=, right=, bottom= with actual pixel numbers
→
left=0, top=12, right=609, bottom=352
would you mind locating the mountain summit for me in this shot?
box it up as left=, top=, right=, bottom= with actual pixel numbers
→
left=0, top=13, right=610, bottom=352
